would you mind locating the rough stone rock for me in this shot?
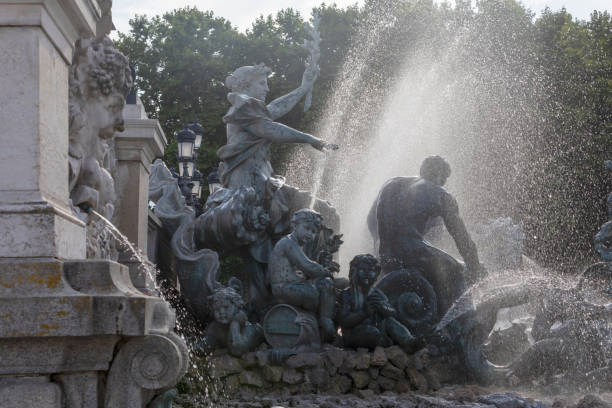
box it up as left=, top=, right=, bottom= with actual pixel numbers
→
left=282, top=368, right=303, bottom=385
left=574, top=395, right=611, bottom=408
left=381, top=363, right=404, bottom=380
left=256, top=351, right=269, bottom=367
left=210, top=354, right=244, bottom=378
left=371, top=346, right=388, bottom=367
left=415, top=395, right=465, bottom=408
left=332, top=374, right=353, bottom=394
left=262, top=366, right=283, bottom=383
left=339, top=351, right=357, bottom=374
left=241, top=352, right=258, bottom=368
left=239, top=371, right=265, bottom=388
left=386, top=346, right=409, bottom=369
left=350, top=371, right=370, bottom=389
left=413, top=348, right=428, bottom=370
left=406, top=368, right=428, bottom=393
left=224, top=374, right=241, bottom=394
left=552, top=399, right=570, bottom=408
left=368, top=367, right=380, bottom=380
left=306, top=367, right=330, bottom=390
left=378, top=376, right=397, bottom=391
left=477, top=393, right=547, bottom=408
left=355, top=389, right=375, bottom=399
left=367, top=379, right=381, bottom=394
left=324, top=346, right=346, bottom=369
left=424, top=369, right=441, bottom=391
left=394, top=379, right=411, bottom=393
left=354, top=349, right=371, bottom=370
left=286, top=353, right=323, bottom=369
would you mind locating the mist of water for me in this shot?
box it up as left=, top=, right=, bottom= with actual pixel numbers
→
left=287, top=2, right=546, bottom=273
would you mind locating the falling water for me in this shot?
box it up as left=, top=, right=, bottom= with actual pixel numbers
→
left=89, top=209, right=159, bottom=291
left=288, top=2, right=547, bottom=273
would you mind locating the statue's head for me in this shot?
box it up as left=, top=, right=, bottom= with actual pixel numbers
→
left=69, top=37, right=133, bottom=141
left=349, top=254, right=381, bottom=292
left=595, top=221, right=612, bottom=261
left=209, top=286, right=244, bottom=325
left=420, top=155, right=451, bottom=186
left=291, top=209, right=323, bottom=245
left=225, top=64, right=272, bottom=101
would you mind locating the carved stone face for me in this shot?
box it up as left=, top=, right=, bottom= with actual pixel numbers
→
left=85, top=92, right=126, bottom=140
left=294, top=222, right=318, bottom=245
left=213, top=298, right=237, bottom=325
left=243, top=74, right=269, bottom=102
left=355, top=266, right=378, bottom=292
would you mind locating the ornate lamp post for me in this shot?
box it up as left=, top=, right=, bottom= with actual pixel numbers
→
left=176, top=126, right=195, bottom=178
left=191, top=169, right=203, bottom=199
left=207, top=167, right=222, bottom=194
left=189, top=119, right=204, bottom=151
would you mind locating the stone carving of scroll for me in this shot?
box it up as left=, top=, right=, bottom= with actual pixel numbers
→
left=104, top=332, right=189, bottom=408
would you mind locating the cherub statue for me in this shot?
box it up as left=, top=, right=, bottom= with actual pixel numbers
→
left=219, top=63, right=337, bottom=191
left=199, top=286, right=264, bottom=357
left=68, top=36, right=132, bottom=220
left=338, top=254, right=423, bottom=353
left=268, top=209, right=336, bottom=342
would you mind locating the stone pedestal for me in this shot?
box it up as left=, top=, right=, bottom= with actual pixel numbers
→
left=0, top=0, right=101, bottom=259
left=0, top=2, right=187, bottom=408
left=115, top=98, right=167, bottom=291
left=0, top=259, right=188, bottom=407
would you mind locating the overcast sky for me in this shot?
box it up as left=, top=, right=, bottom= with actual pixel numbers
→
left=112, top=0, right=610, bottom=35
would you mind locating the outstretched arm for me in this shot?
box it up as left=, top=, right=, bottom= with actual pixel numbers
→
left=246, top=120, right=325, bottom=150
left=441, top=193, right=481, bottom=274
left=267, top=87, right=309, bottom=120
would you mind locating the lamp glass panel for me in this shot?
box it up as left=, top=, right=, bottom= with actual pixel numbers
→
left=194, top=134, right=203, bottom=150
left=178, top=164, right=184, bottom=177
left=179, top=142, right=194, bottom=159
left=186, top=161, right=194, bottom=178
left=191, top=180, right=200, bottom=195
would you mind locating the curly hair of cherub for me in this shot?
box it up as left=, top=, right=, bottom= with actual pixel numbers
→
left=209, top=286, right=245, bottom=310
left=70, top=37, right=132, bottom=99
left=225, top=63, right=272, bottom=93
left=348, top=254, right=381, bottom=284
left=291, top=208, right=323, bottom=230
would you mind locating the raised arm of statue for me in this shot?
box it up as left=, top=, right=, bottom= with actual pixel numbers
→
left=267, top=66, right=318, bottom=120
left=441, top=193, right=481, bottom=275
left=267, top=87, right=309, bottom=120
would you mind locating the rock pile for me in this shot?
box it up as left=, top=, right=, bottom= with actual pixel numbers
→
left=202, top=345, right=463, bottom=397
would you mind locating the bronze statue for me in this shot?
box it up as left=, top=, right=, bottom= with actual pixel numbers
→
left=369, top=155, right=486, bottom=317
left=198, top=286, right=264, bottom=357
left=338, top=254, right=423, bottom=353
left=268, top=209, right=336, bottom=342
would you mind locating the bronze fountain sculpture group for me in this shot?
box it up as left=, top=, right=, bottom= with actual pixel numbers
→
left=147, top=28, right=611, bottom=388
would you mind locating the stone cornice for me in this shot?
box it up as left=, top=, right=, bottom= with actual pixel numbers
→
left=114, top=120, right=167, bottom=169
left=0, top=0, right=102, bottom=63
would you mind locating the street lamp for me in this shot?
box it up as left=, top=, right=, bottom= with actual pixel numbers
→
left=191, top=169, right=203, bottom=199
left=189, top=119, right=204, bottom=151
left=176, top=125, right=196, bottom=178
left=207, top=167, right=222, bottom=194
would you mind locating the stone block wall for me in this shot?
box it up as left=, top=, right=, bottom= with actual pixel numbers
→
left=198, top=345, right=463, bottom=398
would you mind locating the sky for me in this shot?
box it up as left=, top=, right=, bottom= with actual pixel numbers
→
left=112, top=0, right=610, bottom=35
